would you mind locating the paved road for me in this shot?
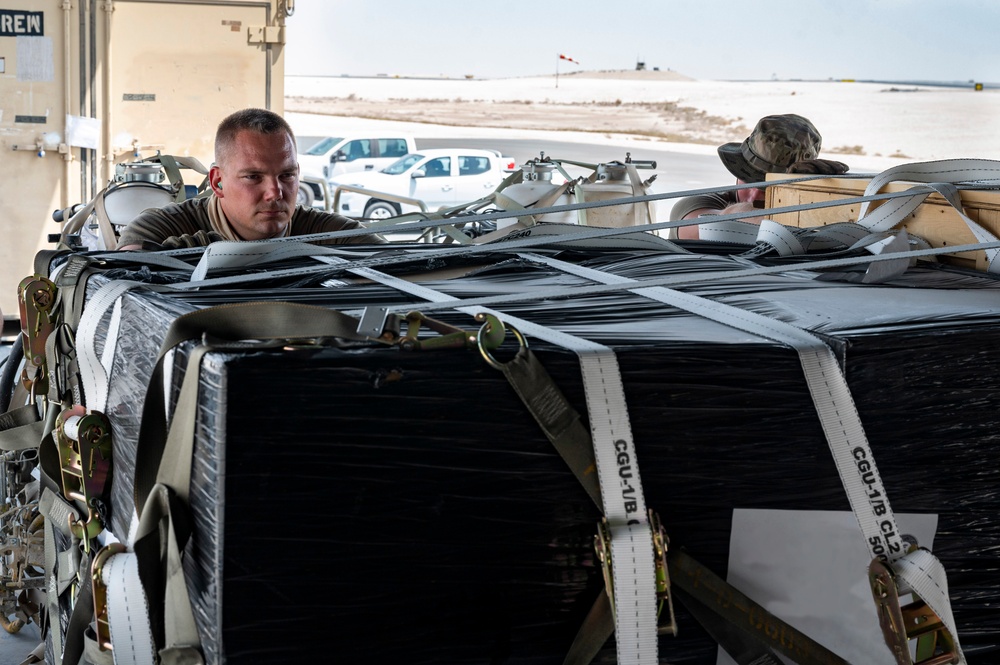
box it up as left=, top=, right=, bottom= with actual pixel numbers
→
left=298, top=133, right=734, bottom=216
left=0, top=622, right=40, bottom=665
left=416, top=136, right=732, bottom=203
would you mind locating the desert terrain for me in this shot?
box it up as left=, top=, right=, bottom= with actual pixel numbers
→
left=286, top=70, right=1000, bottom=168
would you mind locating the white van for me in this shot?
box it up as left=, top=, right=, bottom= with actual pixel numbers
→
left=297, top=135, right=417, bottom=206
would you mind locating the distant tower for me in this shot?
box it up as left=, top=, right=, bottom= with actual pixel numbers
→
left=636, top=57, right=646, bottom=71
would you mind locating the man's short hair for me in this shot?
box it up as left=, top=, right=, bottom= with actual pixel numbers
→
left=215, top=108, right=296, bottom=165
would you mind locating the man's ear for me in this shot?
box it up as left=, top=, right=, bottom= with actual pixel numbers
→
left=209, top=165, right=224, bottom=197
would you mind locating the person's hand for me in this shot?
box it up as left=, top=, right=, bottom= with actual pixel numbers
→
left=787, top=158, right=850, bottom=175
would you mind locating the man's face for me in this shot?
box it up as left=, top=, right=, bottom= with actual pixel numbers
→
left=735, top=179, right=766, bottom=206
left=210, top=129, right=299, bottom=240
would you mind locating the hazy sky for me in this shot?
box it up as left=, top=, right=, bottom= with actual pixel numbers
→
left=284, top=0, right=1000, bottom=82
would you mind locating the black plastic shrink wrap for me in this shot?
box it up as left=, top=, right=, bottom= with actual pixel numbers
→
left=83, top=250, right=1000, bottom=664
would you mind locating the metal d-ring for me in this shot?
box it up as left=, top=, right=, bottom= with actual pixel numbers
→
left=476, top=317, right=528, bottom=369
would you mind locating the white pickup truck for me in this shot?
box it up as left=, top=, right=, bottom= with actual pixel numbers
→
left=329, top=148, right=517, bottom=219
left=297, top=135, right=417, bottom=206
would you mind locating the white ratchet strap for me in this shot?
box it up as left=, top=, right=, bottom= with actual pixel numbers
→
left=188, top=239, right=360, bottom=281
left=99, top=184, right=948, bottom=294
left=102, top=552, right=156, bottom=665
left=856, top=159, right=1000, bottom=273
left=73, top=279, right=162, bottom=665
left=71, top=251, right=194, bottom=412
left=698, top=158, right=1000, bottom=283
left=76, top=280, right=143, bottom=414
left=314, top=256, right=659, bottom=665
left=516, top=252, right=967, bottom=664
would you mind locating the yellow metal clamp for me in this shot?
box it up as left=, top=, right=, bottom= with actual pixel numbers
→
left=869, top=558, right=959, bottom=665
left=54, top=406, right=113, bottom=546
left=475, top=314, right=525, bottom=369
left=92, top=543, right=126, bottom=651
left=399, top=311, right=509, bottom=354
left=594, top=510, right=678, bottom=636
left=16, top=275, right=58, bottom=396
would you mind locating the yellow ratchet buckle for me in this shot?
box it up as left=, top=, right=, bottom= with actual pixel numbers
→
left=92, top=543, right=127, bottom=651
left=595, top=510, right=677, bottom=636
left=55, top=406, right=113, bottom=547
left=869, top=557, right=959, bottom=665
left=16, top=275, right=57, bottom=395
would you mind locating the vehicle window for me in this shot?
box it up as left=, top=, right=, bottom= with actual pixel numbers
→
left=383, top=153, right=424, bottom=175
left=459, top=156, right=490, bottom=176
left=342, top=140, right=372, bottom=161
left=379, top=138, right=409, bottom=158
left=304, top=137, right=343, bottom=156
left=422, top=157, right=450, bottom=177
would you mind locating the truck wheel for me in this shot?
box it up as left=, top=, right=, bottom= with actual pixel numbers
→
left=296, top=185, right=315, bottom=208
left=364, top=200, right=400, bottom=220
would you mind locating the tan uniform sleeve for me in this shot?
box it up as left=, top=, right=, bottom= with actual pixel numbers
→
left=116, top=198, right=214, bottom=249
left=289, top=207, right=388, bottom=244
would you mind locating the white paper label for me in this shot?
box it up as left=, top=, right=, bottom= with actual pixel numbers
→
left=717, top=508, right=938, bottom=665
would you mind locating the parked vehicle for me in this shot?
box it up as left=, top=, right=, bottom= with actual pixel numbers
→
left=330, top=148, right=513, bottom=219
left=298, top=135, right=417, bottom=206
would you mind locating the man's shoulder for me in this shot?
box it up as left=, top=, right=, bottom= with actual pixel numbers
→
left=290, top=206, right=361, bottom=232
left=134, top=196, right=208, bottom=220
left=116, top=195, right=211, bottom=248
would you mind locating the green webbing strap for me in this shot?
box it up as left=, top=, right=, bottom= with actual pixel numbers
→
left=133, top=483, right=202, bottom=665
left=497, top=344, right=849, bottom=665
left=40, top=487, right=80, bottom=665
left=60, top=551, right=95, bottom=665
left=135, top=339, right=237, bottom=663
left=0, top=405, right=39, bottom=432
left=157, top=155, right=187, bottom=203
left=498, top=347, right=601, bottom=508
left=0, top=378, right=44, bottom=456
left=93, top=190, right=121, bottom=251
left=151, top=344, right=212, bottom=506
left=562, top=589, right=614, bottom=665
left=0, top=419, right=44, bottom=452
left=46, top=324, right=82, bottom=406
left=670, top=583, right=783, bottom=665
left=53, top=255, right=98, bottom=331
left=133, top=301, right=381, bottom=515
left=38, top=409, right=65, bottom=498
left=559, top=584, right=786, bottom=665
left=34, top=250, right=71, bottom=277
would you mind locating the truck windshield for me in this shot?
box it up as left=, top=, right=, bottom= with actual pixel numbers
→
left=304, top=137, right=344, bottom=156
left=382, top=153, right=424, bottom=175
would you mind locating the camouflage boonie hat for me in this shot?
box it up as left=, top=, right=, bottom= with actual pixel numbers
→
left=717, top=114, right=822, bottom=183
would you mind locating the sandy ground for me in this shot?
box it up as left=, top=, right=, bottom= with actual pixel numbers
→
left=286, top=70, right=1000, bottom=164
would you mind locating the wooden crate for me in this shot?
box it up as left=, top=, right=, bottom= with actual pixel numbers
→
left=764, top=175, right=1000, bottom=271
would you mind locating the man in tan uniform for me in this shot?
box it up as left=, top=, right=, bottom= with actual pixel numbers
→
left=117, top=108, right=384, bottom=249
